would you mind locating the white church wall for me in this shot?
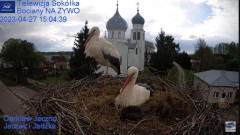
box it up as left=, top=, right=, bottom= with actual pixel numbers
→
left=114, top=42, right=128, bottom=74
left=134, top=48, right=140, bottom=69
left=132, top=24, right=143, bottom=29
left=128, top=49, right=138, bottom=68
left=138, top=38, right=145, bottom=71
left=138, top=48, right=144, bottom=71
left=108, top=30, right=126, bottom=39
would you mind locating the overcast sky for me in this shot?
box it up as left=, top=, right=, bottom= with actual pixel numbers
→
left=0, top=0, right=239, bottom=54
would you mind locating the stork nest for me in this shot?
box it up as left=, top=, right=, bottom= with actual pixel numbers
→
left=23, top=75, right=229, bottom=135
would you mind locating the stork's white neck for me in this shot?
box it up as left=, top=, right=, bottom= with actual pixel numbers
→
left=121, top=77, right=137, bottom=95
left=85, top=35, right=98, bottom=50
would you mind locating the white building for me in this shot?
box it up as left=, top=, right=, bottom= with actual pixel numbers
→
left=98, top=3, right=145, bottom=76
left=193, top=70, right=239, bottom=104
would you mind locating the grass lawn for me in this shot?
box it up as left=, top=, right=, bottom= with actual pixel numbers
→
left=38, top=70, right=70, bottom=84
left=0, top=70, right=70, bottom=91
left=167, top=65, right=178, bottom=84
left=0, top=75, right=18, bottom=86
left=39, top=76, right=67, bottom=84
left=0, top=74, right=39, bottom=91
left=184, top=69, right=194, bottom=86
left=138, top=66, right=154, bottom=79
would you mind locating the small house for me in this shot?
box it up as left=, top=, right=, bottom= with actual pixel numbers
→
left=51, top=56, right=69, bottom=70
left=193, top=70, right=238, bottom=104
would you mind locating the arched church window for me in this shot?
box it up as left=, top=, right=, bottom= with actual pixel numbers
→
left=135, top=48, right=138, bottom=55
left=133, top=32, right=136, bottom=40
left=118, top=32, right=121, bottom=38
left=143, top=32, right=145, bottom=40
left=112, top=32, right=114, bottom=38
left=137, top=32, right=140, bottom=40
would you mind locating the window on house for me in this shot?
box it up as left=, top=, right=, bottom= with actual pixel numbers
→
left=222, top=93, right=226, bottom=98
left=137, top=32, right=140, bottom=40
left=213, top=92, right=219, bottom=98
left=118, top=32, right=121, bottom=38
left=228, top=92, right=233, bottom=98
left=135, top=48, right=138, bottom=55
left=112, top=32, right=114, bottom=38
left=133, top=32, right=136, bottom=40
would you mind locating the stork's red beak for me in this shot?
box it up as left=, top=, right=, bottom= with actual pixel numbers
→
left=119, top=75, right=133, bottom=95
left=84, top=33, right=94, bottom=47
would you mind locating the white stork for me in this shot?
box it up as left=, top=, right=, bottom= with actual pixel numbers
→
left=115, top=66, right=150, bottom=107
left=84, top=26, right=121, bottom=75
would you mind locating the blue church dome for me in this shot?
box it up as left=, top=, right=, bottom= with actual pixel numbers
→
left=132, top=12, right=145, bottom=25
left=106, top=7, right=128, bottom=31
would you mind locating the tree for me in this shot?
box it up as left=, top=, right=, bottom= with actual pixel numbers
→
left=213, top=42, right=239, bottom=71
left=193, top=38, right=214, bottom=71
left=213, top=43, right=228, bottom=55
left=1, top=38, right=42, bottom=82
left=69, top=21, right=100, bottom=79
left=144, top=40, right=155, bottom=65
left=214, top=42, right=239, bottom=58
left=175, top=51, right=191, bottom=70
left=227, top=42, right=239, bottom=59
left=149, top=29, right=180, bottom=75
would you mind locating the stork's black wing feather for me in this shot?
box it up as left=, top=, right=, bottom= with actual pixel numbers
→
left=102, top=50, right=121, bottom=74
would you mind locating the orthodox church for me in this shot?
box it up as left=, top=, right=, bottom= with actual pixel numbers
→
left=99, top=2, right=145, bottom=76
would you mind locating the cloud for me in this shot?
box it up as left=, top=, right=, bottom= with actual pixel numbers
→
left=189, top=35, right=197, bottom=39
left=0, top=0, right=238, bottom=53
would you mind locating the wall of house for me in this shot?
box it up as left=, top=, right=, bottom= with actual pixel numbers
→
left=193, top=76, right=209, bottom=101
left=208, top=87, right=237, bottom=103
left=56, top=62, right=68, bottom=70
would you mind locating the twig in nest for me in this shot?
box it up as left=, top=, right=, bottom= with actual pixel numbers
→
left=81, top=100, right=88, bottom=111
left=88, top=114, right=101, bottom=129
left=57, top=113, right=61, bottom=135
left=157, top=77, right=171, bottom=88
left=127, top=118, right=150, bottom=135
left=75, top=116, right=86, bottom=135
left=49, top=98, right=77, bottom=104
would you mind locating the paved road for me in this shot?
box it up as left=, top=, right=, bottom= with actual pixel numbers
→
left=173, top=62, right=186, bottom=86
left=0, top=81, right=24, bottom=116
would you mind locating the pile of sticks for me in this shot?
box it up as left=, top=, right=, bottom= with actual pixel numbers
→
left=24, top=77, right=122, bottom=135
left=160, top=78, right=228, bottom=135
left=23, top=77, right=228, bottom=135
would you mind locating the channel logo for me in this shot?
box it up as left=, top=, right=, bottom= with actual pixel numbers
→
left=225, top=121, right=236, bottom=132
left=0, top=1, right=15, bottom=13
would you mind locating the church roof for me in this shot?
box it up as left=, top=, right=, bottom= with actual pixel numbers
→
left=106, top=5, right=128, bottom=31
left=132, top=12, right=145, bottom=25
